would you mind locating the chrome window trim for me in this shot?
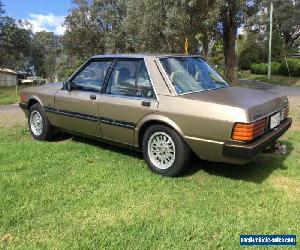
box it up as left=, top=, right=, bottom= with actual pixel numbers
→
left=185, top=136, right=224, bottom=145
left=177, top=86, right=230, bottom=96
left=155, top=59, right=177, bottom=96
left=157, top=55, right=205, bottom=60
left=177, top=90, right=204, bottom=96
left=100, top=93, right=157, bottom=102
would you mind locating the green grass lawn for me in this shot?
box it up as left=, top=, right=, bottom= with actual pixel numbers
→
left=0, top=113, right=300, bottom=249
left=0, top=86, right=28, bottom=105
left=239, top=72, right=300, bottom=87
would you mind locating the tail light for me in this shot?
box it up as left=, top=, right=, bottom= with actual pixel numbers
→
left=282, top=106, right=289, bottom=120
left=232, top=119, right=266, bottom=142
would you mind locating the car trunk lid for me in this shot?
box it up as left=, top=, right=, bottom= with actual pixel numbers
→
left=181, top=87, right=288, bottom=122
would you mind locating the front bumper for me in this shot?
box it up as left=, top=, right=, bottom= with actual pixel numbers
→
left=223, top=118, right=292, bottom=159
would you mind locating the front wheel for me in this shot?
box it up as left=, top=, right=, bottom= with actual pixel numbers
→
left=28, top=103, right=54, bottom=141
left=142, top=125, right=191, bottom=176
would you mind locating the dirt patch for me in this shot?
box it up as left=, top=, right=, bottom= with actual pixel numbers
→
left=269, top=176, right=300, bottom=200
left=0, top=234, right=12, bottom=242
left=289, top=96, right=300, bottom=107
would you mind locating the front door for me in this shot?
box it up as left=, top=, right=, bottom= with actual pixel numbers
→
left=99, top=59, right=158, bottom=145
left=54, top=60, right=112, bottom=137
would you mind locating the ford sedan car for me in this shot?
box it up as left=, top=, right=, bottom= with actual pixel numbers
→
left=19, top=54, right=292, bottom=176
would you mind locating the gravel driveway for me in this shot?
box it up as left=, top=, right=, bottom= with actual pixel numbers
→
left=239, top=79, right=300, bottom=96
left=0, top=104, right=25, bottom=128
left=0, top=103, right=19, bottom=111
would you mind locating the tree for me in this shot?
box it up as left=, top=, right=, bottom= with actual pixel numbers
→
left=217, top=0, right=260, bottom=85
left=238, top=0, right=300, bottom=70
left=0, top=17, right=32, bottom=70
left=196, top=11, right=220, bottom=59
left=0, top=1, right=63, bottom=79
left=63, top=0, right=106, bottom=59
left=94, top=0, right=128, bottom=53
left=272, top=0, right=300, bottom=50
left=124, top=0, right=216, bottom=54
left=124, top=0, right=168, bottom=52
left=0, top=2, right=33, bottom=71
left=238, top=32, right=264, bottom=70
left=31, top=31, right=62, bottom=79
left=0, top=0, right=6, bottom=52
left=164, top=0, right=217, bottom=54
left=0, top=0, right=4, bottom=18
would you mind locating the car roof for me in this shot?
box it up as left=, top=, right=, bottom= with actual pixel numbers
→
left=91, top=53, right=205, bottom=60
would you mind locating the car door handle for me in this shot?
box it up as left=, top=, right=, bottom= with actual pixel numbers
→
left=90, top=94, right=97, bottom=100
left=141, top=101, right=151, bottom=107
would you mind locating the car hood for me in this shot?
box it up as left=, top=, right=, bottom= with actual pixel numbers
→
left=181, top=87, right=288, bottom=122
left=23, top=82, right=63, bottom=93
left=37, top=82, right=63, bottom=91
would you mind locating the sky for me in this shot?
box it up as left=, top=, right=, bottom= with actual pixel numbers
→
left=2, top=1, right=245, bottom=37
left=2, top=0, right=73, bottom=35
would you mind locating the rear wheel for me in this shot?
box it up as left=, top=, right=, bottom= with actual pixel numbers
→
left=28, top=103, right=54, bottom=141
left=142, top=125, right=191, bottom=176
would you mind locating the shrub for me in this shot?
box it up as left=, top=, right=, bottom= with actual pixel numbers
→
left=272, top=62, right=281, bottom=75
left=250, top=62, right=281, bottom=75
left=239, top=48, right=262, bottom=70
left=208, top=55, right=224, bottom=68
left=250, top=63, right=268, bottom=74
left=208, top=55, right=224, bottom=73
left=278, top=58, right=300, bottom=77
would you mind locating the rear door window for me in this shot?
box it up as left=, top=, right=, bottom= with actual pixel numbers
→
left=105, top=60, right=154, bottom=99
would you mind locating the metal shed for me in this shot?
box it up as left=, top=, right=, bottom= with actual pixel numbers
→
left=0, top=68, right=17, bottom=86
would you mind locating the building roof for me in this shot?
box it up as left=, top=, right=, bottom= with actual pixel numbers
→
left=0, top=68, right=17, bottom=74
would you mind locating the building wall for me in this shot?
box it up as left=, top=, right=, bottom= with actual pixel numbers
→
left=0, top=71, right=17, bottom=86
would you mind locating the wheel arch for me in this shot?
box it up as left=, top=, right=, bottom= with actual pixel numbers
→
left=136, top=115, right=185, bottom=148
left=27, top=95, right=43, bottom=109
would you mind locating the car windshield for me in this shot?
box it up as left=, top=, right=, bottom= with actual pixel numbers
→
left=159, top=57, right=229, bottom=94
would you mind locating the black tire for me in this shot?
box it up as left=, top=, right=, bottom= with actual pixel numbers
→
left=142, top=125, right=191, bottom=176
left=28, top=103, right=54, bottom=141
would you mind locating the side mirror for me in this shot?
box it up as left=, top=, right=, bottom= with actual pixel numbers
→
left=63, top=81, right=71, bottom=91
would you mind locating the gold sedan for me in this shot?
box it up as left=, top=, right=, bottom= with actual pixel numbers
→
left=19, top=54, right=292, bottom=176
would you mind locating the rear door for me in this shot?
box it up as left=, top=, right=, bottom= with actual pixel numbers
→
left=99, top=58, right=158, bottom=144
left=54, top=59, right=112, bottom=136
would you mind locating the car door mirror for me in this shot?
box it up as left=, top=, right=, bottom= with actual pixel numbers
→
left=63, top=81, right=71, bottom=91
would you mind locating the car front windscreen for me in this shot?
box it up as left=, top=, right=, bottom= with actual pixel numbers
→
left=159, top=57, right=229, bottom=95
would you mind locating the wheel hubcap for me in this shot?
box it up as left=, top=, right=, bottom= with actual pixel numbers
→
left=30, top=110, right=43, bottom=136
left=148, top=132, right=176, bottom=169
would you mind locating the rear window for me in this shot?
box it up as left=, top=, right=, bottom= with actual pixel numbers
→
left=159, top=57, right=229, bottom=94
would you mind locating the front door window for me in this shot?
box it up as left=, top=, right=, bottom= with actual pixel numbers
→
left=71, top=61, right=112, bottom=92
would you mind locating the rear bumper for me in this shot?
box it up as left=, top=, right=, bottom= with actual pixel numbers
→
left=223, top=118, right=292, bottom=159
